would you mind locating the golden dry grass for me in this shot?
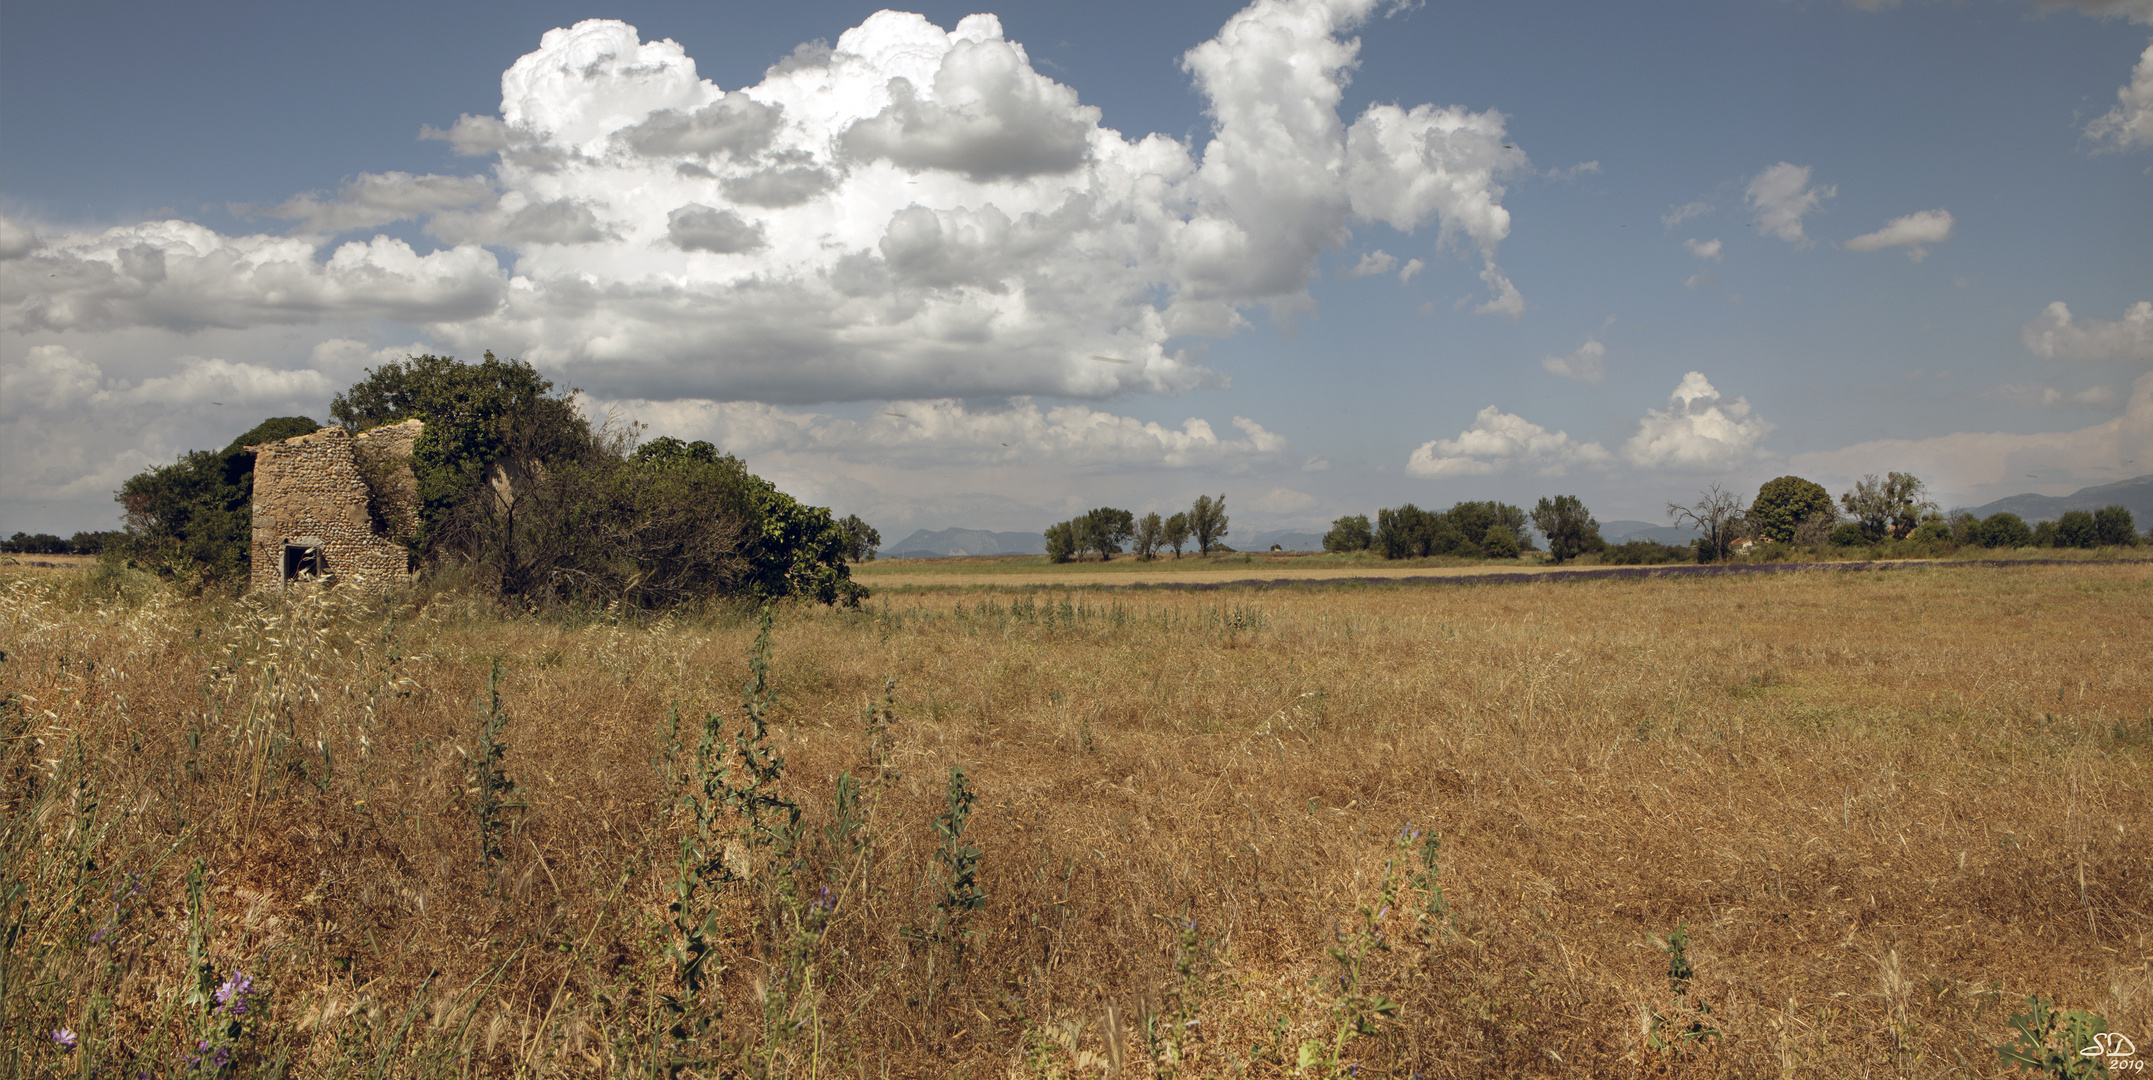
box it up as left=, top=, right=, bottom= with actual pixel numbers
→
left=2, top=559, right=2147, bottom=1078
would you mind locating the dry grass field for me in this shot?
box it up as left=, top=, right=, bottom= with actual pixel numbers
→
left=3, top=558, right=2148, bottom=1078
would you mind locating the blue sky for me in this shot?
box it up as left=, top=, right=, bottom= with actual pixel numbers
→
left=4, top=0, right=2149, bottom=541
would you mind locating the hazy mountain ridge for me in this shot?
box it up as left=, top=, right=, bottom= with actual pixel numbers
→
left=1961, top=475, right=2153, bottom=524
left=1248, top=530, right=1325, bottom=551
left=1598, top=520, right=1703, bottom=545
left=884, top=528, right=1047, bottom=558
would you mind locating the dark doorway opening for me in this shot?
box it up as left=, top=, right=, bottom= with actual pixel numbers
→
left=281, top=540, right=323, bottom=581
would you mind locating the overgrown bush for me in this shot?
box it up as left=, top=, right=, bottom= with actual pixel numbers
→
left=113, top=416, right=322, bottom=588
left=1323, top=514, right=1372, bottom=553
left=2093, top=504, right=2137, bottom=547
left=1372, top=501, right=1534, bottom=560
left=345, top=357, right=864, bottom=607
left=2054, top=510, right=2099, bottom=549
left=1979, top=512, right=2033, bottom=548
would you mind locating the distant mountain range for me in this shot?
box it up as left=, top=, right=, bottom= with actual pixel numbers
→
left=884, top=528, right=1046, bottom=558
left=1598, top=519, right=1703, bottom=545
left=1962, top=474, right=2153, bottom=524
left=1248, top=530, right=1325, bottom=551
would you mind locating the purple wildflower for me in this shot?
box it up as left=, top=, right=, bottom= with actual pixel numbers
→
left=214, top=970, right=257, bottom=1016
left=52, top=1028, right=78, bottom=1049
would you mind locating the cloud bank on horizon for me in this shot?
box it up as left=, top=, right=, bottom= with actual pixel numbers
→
left=2, top=0, right=1527, bottom=407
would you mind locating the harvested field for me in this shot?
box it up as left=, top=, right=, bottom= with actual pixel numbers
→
left=3, top=559, right=2147, bottom=1077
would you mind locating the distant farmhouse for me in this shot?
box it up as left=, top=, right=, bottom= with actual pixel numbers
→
left=247, top=421, right=422, bottom=594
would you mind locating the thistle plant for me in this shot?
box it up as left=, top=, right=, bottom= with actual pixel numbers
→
left=654, top=607, right=803, bottom=1070
left=1298, top=843, right=1406, bottom=1076
left=1646, top=922, right=1720, bottom=1057
left=468, top=661, right=522, bottom=884
left=1996, top=995, right=2111, bottom=1078
left=905, top=766, right=984, bottom=1021
left=730, top=607, right=799, bottom=847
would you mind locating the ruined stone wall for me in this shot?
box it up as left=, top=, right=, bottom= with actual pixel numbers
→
left=248, top=422, right=420, bottom=594
left=352, top=419, right=424, bottom=541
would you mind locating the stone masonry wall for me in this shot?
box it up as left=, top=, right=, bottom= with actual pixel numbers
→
left=248, top=421, right=421, bottom=594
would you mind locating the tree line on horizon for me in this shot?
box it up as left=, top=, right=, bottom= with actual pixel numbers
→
left=0, top=530, right=128, bottom=556
left=1042, top=494, right=1229, bottom=562
left=1315, top=472, right=2143, bottom=566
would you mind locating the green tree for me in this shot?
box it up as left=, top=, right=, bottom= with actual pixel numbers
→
left=1839, top=472, right=1935, bottom=542
left=1188, top=494, right=1229, bottom=556
left=2032, top=519, right=2061, bottom=547
left=1374, top=504, right=1439, bottom=559
left=114, top=415, right=322, bottom=587
left=1323, top=514, right=1372, bottom=552
left=1044, top=520, right=1078, bottom=563
left=2093, top=504, right=2137, bottom=546
left=1163, top=512, right=1191, bottom=557
left=1076, top=507, right=1136, bottom=560
left=1977, top=512, right=2032, bottom=548
left=1133, top=511, right=1164, bottom=560
left=1748, top=476, right=1835, bottom=543
left=1448, top=500, right=1531, bottom=555
left=839, top=514, right=881, bottom=562
left=1530, top=495, right=1604, bottom=564
left=2053, top=509, right=2098, bottom=548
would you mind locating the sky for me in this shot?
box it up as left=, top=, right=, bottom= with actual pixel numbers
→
left=4, top=0, right=2150, bottom=543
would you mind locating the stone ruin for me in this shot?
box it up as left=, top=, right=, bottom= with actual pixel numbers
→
left=247, top=420, right=422, bottom=594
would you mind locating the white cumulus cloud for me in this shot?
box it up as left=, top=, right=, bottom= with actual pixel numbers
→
left=0, top=217, right=44, bottom=260
left=264, top=172, right=496, bottom=234
left=1541, top=337, right=1606, bottom=384
left=2, top=2, right=1533, bottom=405
left=2087, top=39, right=2153, bottom=151
left=1683, top=237, right=1722, bottom=262
left=1662, top=201, right=1712, bottom=229
left=1621, top=371, right=1774, bottom=470
left=1343, top=250, right=1397, bottom=277
left=0, top=344, right=341, bottom=515
left=2021, top=300, right=2153, bottom=361
left=1407, top=406, right=1611, bottom=477
left=596, top=396, right=1286, bottom=470
left=1844, top=208, right=1953, bottom=261
left=1745, top=162, right=1834, bottom=247
left=0, top=221, right=506, bottom=332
